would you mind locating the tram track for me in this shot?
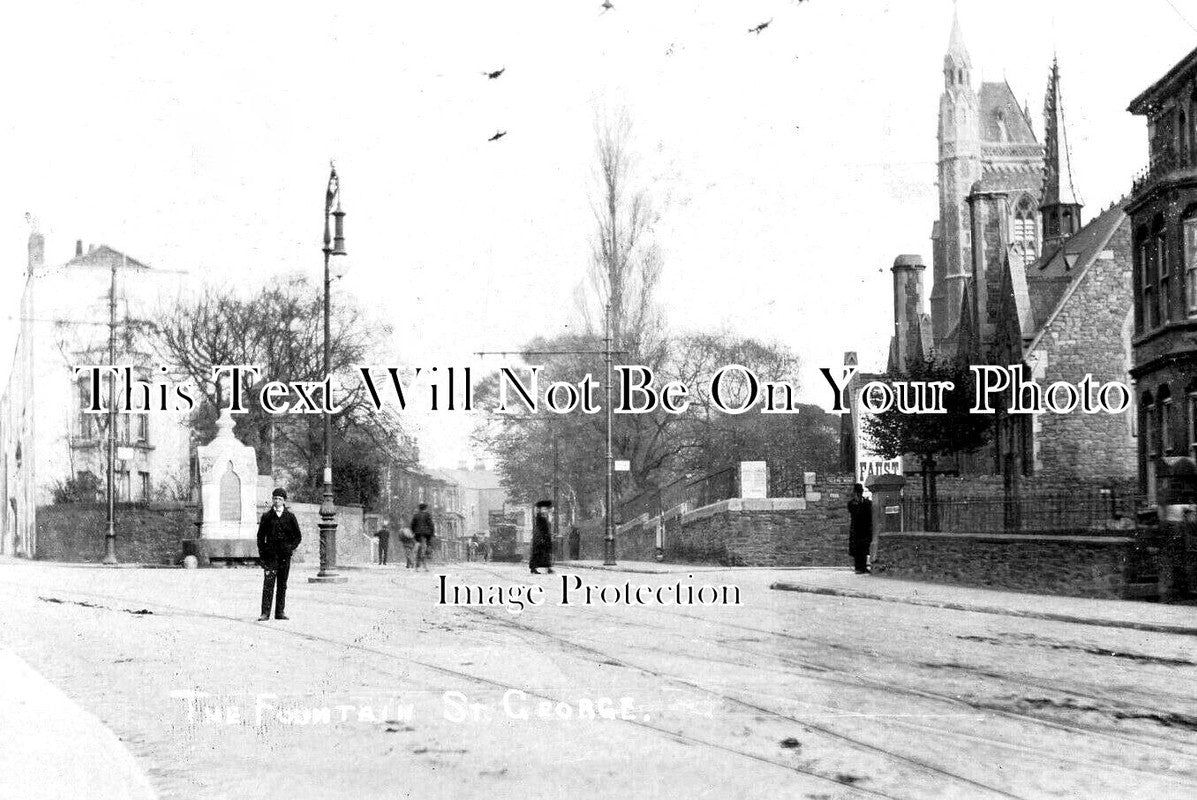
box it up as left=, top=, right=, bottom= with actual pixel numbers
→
left=7, top=581, right=909, bottom=800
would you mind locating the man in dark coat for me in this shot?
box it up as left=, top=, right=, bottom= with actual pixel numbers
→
left=847, top=482, right=874, bottom=574
left=529, top=500, right=554, bottom=574
left=258, top=488, right=302, bottom=620
left=375, top=526, right=390, bottom=565
left=410, top=503, right=435, bottom=571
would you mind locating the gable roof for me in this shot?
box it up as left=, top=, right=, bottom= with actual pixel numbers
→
left=1024, top=200, right=1129, bottom=352
left=979, top=82, right=1036, bottom=144
left=64, top=244, right=153, bottom=270
left=1024, top=200, right=1127, bottom=332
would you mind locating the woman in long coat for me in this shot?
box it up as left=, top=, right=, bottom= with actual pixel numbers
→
left=847, top=483, right=874, bottom=574
left=529, top=500, right=554, bottom=574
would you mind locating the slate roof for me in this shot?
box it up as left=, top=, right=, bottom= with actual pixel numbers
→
left=1024, top=199, right=1128, bottom=333
left=979, top=82, right=1037, bottom=144
left=64, top=244, right=152, bottom=270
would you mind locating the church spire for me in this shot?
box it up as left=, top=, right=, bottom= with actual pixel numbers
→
left=1041, top=56, right=1083, bottom=249
left=944, top=4, right=971, bottom=90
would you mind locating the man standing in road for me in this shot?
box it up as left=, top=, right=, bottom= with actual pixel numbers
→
left=529, top=500, right=554, bottom=575
left=847, top=482, right=874, bottom=575
left=410, top=503, right=435, bottom=571
left=375, top=525, right=390, bottom=566
left=258, top=488, right=302, bottom=620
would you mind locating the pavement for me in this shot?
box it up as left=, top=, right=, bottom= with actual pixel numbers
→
left=0, top=648, right=157, bottom=800
left=561, top=559, right=1197, bottom=636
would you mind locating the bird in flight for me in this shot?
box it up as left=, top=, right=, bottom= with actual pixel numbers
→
left=483, top=67, right=505, bottom=80
left=601, top=0, right=614, bottom=13
left=488, top=131, right=507, bottom=142
left=748, top=19, right=772, bottom=35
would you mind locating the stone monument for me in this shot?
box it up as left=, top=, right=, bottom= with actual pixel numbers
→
left=183, top=410, right=260, bottom=563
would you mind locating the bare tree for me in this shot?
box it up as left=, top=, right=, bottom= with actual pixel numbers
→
left=581, top=110, right=666, bottom=363
left=150, top=277, right=415, bottom=505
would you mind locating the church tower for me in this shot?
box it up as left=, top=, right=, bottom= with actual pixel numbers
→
left=931, top=7, right=981, bottom=349
left=1040, top=57, right=1083, bottom=253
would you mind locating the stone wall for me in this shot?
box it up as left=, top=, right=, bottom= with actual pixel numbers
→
left=1032, top=218, right=1136, bottom=481
left=878, top=531, right=1137, bottom=599
left=575, top=475, right=856, bottom=567
left=36, top=501, right=375, bottom=566
left=36, top=503, right=197, bottom=564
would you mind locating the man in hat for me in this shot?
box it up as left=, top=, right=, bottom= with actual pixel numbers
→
left=257, top=488, right=303, bottom=620
left=375, top=525, right=391, bottom=566
left=529, top=500, right=554, bottom=575
left=847, top=482, right=874, bottom=574
left=410, top=502, right=435, bottom=571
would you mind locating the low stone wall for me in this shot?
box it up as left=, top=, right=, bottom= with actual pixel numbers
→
left=877, top=531, right=1136, bottom=599
left=36, top=501, right=374, bottom=566
left=576, top=476, right=856, bottom=567
left=36, top=503, right=198, bottom=564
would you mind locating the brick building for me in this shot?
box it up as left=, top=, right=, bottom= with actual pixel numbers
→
left=1126, top=45, right=1197, bottom=501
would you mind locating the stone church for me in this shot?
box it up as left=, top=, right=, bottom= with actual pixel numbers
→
left=887, top=9, right=1136, bottom=485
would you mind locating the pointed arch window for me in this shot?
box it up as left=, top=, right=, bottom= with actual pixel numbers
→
left=1011, top=196, right=1038, bottom=267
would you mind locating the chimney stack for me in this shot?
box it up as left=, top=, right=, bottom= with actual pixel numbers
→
left=75, top=239, right=84, bottom=257
left=891, top=254, right=926, bottom=373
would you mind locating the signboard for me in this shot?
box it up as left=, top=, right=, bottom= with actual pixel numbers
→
left=739, top=461, right=768, bottom=499
left=613, top=460, right=631, bottom=472
left=116, top=446, right=136, bottom=462
left=855, top=384, right=902, bottom=485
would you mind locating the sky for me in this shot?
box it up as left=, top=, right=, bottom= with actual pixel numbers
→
left=2, top=0, right=1195, bottom=467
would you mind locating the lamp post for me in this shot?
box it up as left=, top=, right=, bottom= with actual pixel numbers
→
left=311, top=162, right=348, bottom=584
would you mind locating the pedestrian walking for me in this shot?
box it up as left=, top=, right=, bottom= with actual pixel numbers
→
left=529, top=499, right=554, bottom=574
left=411, top=503, right=435, bottom=571
left=257, top=488, right=302, bottom=620
left=847, top=482, right=874, bottom=574
left=376, top=526, right=390, bottom=565
left=400, top=526, right=416, bottom=568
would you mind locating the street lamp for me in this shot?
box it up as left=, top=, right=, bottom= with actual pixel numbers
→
left=311, top=161, right=349, bottom=584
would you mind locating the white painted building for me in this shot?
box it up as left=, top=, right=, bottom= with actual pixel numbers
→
left=0, top=231, right=191, bottom=557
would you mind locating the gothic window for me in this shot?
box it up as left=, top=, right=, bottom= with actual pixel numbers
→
left=1150, top=215, right=1165, bottom=327
left=1011, top=196, right=1037, bottom=268
left=1185, top=214, right=1197, bottom=316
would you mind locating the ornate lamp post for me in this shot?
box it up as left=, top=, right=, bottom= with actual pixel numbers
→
left=311, top=162, right=349, bottom=584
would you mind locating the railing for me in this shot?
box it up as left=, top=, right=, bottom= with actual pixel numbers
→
left=900, top=490, right=1149, bottom=535
left=1132, top=146, right=1181, bottom=196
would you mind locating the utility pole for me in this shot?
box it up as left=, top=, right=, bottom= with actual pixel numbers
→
left=102, top=255, right=118, bottom=564
left=603, top=299, right=616, bottom=565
